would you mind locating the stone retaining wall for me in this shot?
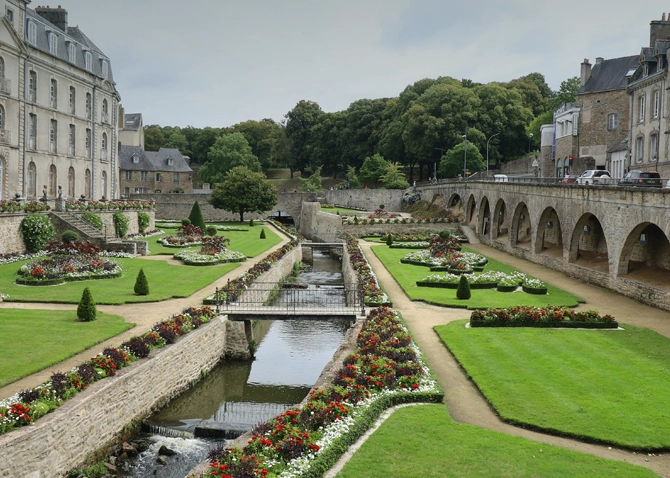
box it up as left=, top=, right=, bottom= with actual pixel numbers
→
left=0, top=214, right=28, bottom=254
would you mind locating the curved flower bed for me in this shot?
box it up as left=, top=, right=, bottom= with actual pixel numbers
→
left=127, top=229, right=164, bottom=240
left=345, top=235, right=390, bottom=306
left=174, top=249, right=246, bottom=266
left=159, top=224, right=205, bottom=247
left=204, top=307, right=442, bottom=478
left=0, top=307, right=215, bottom=436
left=417, top=271, right=536, bottom=291
left=470, top=306, right=618, bottom=328
left=401, top=249, right=487, bottom=270
left=343, top=216, right=455, bottom=225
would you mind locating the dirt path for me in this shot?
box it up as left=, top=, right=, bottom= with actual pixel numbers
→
left=0, top=233, right=290, bottom=400
left=359, top=240, right=670, bottom=477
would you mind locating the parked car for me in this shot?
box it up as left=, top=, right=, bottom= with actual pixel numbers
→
left=494, top=174, right=508, bottom=183
left=620, top=170, right=662, bottom=188
left=577, top=170, right=612, bottom=185
left=559, top=174, right=578, bottom=184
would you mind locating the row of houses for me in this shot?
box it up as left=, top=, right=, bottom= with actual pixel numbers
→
left=540, top=14, right=670, bottom=179
left=0, top=1, right=192, bottom=202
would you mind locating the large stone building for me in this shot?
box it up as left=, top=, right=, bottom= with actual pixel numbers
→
left=0, top=2, right=119, bottom=200
left=119, top=146, right=193, bottom=196
left=118, top=107, right=143, bottom=149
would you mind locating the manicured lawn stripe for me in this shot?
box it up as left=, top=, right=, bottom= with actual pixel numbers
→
left=436, top=321, right=670, bottom=449
left=0, top=309, right=132, bottom=387
left=371, top=245, right=583, bottom=308
left=336, top=405, right=656, bottom=478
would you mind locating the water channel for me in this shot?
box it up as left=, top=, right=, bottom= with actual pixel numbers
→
left=124, top=250, right=350, bottom=477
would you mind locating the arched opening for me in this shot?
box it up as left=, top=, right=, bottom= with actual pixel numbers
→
left=84, top=168, right=91, bottom=199
left=101, top=170, right=107, bottom=200
left=48, top=164, right=57, bottom=197
left=466, top=194, right=477, bottom=225
left=68, top=167, right=75, bottom=198
left=534, top=207, right=563, bottom=257
left=568, top=213, right=609, bottom=273
left=511, top=202, right=531, bottom=248
left=556, top=158, right=563, bottom=178
left=618, top=223, right=670, bottom=291
left=492, top=199, right=508, bottom=241
left=478, top=197, right=491, bottom=239
left=27, top=161, right=37, bottom=198
left=446, top=193, right=464, bottom=222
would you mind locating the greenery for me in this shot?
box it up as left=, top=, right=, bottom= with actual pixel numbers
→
left=337, top=405, right=657, bottom=478
left=112, top=212, right=129, bottom=238
left=372, top=245, right=582, bottom=308
left=379, top=162, right=410, bottom=189
left=188, top=201, right=207, bottom=230
left=76, top=287, right=97, bottom=321
left=439, top=140, right=485, bottom=178
left=81, top=212, right=103, bottom=231
left=358, top=153, right=390, bottom=184
left=437, top=321, right=670, bottom=449
left=259, top=228, right=266, bottom=239
left=386, top=233, right=393, bottom=246
left=470, top=306, right=618, bottom=328
left=199, top=132, right=262, bottom=184
left=20, top=214, right=55, bottom=252
left=0, top=309, right=131, bottom=387
left=61, top=230, right=79, bottom=243
left=137, top=211, right=151, bottom=233
left=209, top=166, right=278, bottom=221
left=300, top=165, right=324, bottom=191
left=134, top=268, right=149, bottom=295
left=456, top=274, right=471, bottom=299
left=206, top=225, right=217, bottom=236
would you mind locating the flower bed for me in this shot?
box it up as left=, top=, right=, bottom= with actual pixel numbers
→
left=417, top=271, right=519, bottom=290
left=345, top=235, right=390, bottom=306
left=159, top=224, right=205, bottom=247
left=127, top=229, right=164, bottom=240
left=521, top=278, right=548, bottom=295
left=174, top=249, right=246, bottom=266
left=0, top=307, right=215, bottom=436
left=401, top=249, right=487, bottom=270
left=469, top=306, right=618, bottom=328
left=65, top=200, right=155, bottom=211
left=343, top=216, right=456, bottom=225
left=204, top=307, right=442, bottom=477
left=389, top=241, right=429, bottom=249
left=0, top=200, right=51, bottom=214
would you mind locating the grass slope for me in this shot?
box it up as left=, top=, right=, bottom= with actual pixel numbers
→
left=336, top=405, right=656, bottom=478
left=371, top=244, right=583, bottom=308
left=436, top=321, right=670, bottom=450
left=0, top=309, right=132, bottom=387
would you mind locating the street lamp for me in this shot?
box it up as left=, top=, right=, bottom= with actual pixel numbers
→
left=462, top=134, right=467, bottom=178
left=434, top=147, right=446, bottom=182
left=486, top=132, right=501, bottom=179
left=528, top=133, right=534, bottom=153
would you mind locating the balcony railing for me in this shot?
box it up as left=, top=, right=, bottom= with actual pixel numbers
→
left=0, top=78, right=10, bottom=95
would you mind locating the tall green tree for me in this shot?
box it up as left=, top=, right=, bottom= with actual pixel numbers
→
left=209, top=166, right=278, bottom=221
left=144, top=126, right=164, bottom=152
left=550, top=76, right=580, bottom=110
left=199, top=133, right=261, bottom=185
left=438, top=142, right=485, bottom=179
left=232, top=119, right=287, bottom=170
left=285, top=100, right=324, bottom=176
left=379, top=163, right=409, bottom=189
left=358, top=153, right=390, bottom=184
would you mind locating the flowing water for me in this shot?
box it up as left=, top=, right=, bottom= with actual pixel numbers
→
left=124, top=250, right=349, bottom=477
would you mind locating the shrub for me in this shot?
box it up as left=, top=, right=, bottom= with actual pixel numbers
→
left=206, top=225, right=217, bottom=236
left=386, top=233, right=393, bottom=246
left=134, top=268, right=149, bottom=295
left=188, top=201, right=206, bottom=230
left=438, top=229, right=452, bottom=240
left=456, top=274, right=471, bottom=300
left=20, top=214, right=55, bottom=252
left=77, top=287, right=97, bottom=321
left=181, top=218, right=191, bottom=226
left=137, top=211, right=151, bottom=233
left=82, top=212, right=103, bottom=231
left=260, top=228, right=266, bottom=239
left=249, top=219, right=255, bottom=227
left=112, top=212, right=129, bottom=238
left=61, top=230, right=79, bottom=243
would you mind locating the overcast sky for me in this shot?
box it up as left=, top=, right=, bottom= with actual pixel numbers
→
left=59, top=0, right=669, bottom=128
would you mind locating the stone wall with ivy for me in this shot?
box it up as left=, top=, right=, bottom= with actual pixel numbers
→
left=0, top=214, right=28, bottom=254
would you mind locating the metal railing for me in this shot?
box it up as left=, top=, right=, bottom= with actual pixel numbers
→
left=420, top=176, right=670, bottom=188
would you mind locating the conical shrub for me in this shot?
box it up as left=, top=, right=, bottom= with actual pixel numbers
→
left=134, top=268, right=149, bottom=296
left=260, top=228, right=266, bottom=239
left=456, top=274, right=471, bottom=300
left=77, top=287, right=97, bottom=322
left=386, top=233, right=393, bottom=246
left=188, top=201, right=207, bottom=230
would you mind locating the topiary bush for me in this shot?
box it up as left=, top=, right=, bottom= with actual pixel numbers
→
left=386, top=233, right=393, bottom=246
left=249, top=219, right=255, bottom=227
left=77, top=287, right=97, bottom=321
left=188, top=201, right=207, bottom=230
left=260, top=228, right=266, bottom=239
left=61, top=230, right=79, bottom=243
left=137, top=211, right=151, bottom=233
left=456, top=274, right=471, bottom=300
left=20, top=214, right=55, bottom=252
left=82, top=212, right=103, bottom=231
left=113, top=212, right=129, bottom=238
left=206, top=225, right=217, bottom=236
left=134, top=268, right=149, bottom=295
left=181, top=218, right=191, bottom=226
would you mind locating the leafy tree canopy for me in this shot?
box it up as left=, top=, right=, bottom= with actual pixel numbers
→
left=199, top=133, right=261, bottom=185
left=438, top=141, right=485, bottom=179
left=209, top=166, right=278, bottom=221
left=549, top=76, right=580, bottom=110
left=358, top=153, right=390, bottom=184
left=300, top=166, right=324, bottom=191
left=144, top=126, right=164, bottom=152
left=380, top=163, right=409, bottom=189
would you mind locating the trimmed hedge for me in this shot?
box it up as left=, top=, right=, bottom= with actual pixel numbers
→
left=497, top=284, right=519, bottom=292
left=522, top=285, right=548, bottom=295
left=416, top=281, right=497, bottom=290
left=15, top=271, right=122, bottom=286
left=470, top=306, right=619, bottom=329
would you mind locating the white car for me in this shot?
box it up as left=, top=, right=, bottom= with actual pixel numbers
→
left=577, top=170, right=612, bottom=185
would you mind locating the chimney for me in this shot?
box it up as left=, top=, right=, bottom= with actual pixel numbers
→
left=595, top=57, right=604, bottom=64
left=580, top=58, right=592, bottom=87
left=118, top=104, right=125, bottom=129
left=35, top=5, right=68, bottom=32
left=649, top=13, right=670, bottom=46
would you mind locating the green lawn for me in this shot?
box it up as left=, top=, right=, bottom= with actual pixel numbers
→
left=1, top=258, right=240, bottom=304
left=336, top=405, right=656, bottom=478
left=320, top=206, right=365, bottom=214
left=0, top=309, right=132, bottom=387
left=371, top=244, right=583, bottom=308
left=436, top=321, right=670, bottom=450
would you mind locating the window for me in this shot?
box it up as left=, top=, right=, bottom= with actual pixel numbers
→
left=653, top=91, right=660, bottom=119
left=101, top=99, right=108, bottom=123
left=85, top=128, right=91, bottom=158
left=69, top=86, right=75, bottom=114
left=636, top=136, right=644, bottom=162
left=167, top=157, right=174, bottom=166
left=0, top=57, right=4, bottom=81
left=50, top=79, right=57, bottom=109
left=48, top=32, right=58, bottom=55
left=27, top=162, right=36, bottom=197
left=607, top=113, right=618, bottom=130
left=49, top=120, right=57, bottom=153
left=6, top=7, right=14, bottom=25
left=101, top=132, right=108, bottom=160
left=84, top=169, right=91, bottom=198
left=124, top=186, right=130, bottom=197
left=48, top=165, right=57, bottom=196
left=27, top=21, right=36, bottom=45
left=67, top=42, right=76, bottom=63
left=101, top=171, right=107, bottom=199
left=68, top=167, right=75, bottom=197
left=85, top=93, right=92, bottom=119
left=0, top=105, right=4, bottom=130
left=172, top=172, right=180, bottom=183
left=639, top=95, right=646, bottom=123
left=132, top=154, right=139, bottom=164
left=28, top=71, right=36, bottom=102
left=84, top=51, right=93, bottom=72
left=101, top=60, right=108, bottom=79
left=68, top=124, right=75, bottom=156
left=156, top=173, right=162, bottom=182
left=140, top=171, right=148, bottom=181
left=134, top=187, right=148, bottom=194
left=650, top=134, right=659, bottom=160
left=125, top=170, right=132, bottom=180
left=28, top=114, right=36, bottom=149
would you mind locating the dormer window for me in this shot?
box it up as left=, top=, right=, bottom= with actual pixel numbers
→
left=167, top=157, right=174, bottom=166
left=84, top=51, right=93, bottom=72
left=67, top=42, right=76, bottom=63
left=48, top=31, right=58, bottom=55
left=27, top=21, right=36, bottom=45
left=6, top=8, right=14, bottom=25
left=100, top=60, right=108, bottom=79
left=132, top=154, right=139, bottom=164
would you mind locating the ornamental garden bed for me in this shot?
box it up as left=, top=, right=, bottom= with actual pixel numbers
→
left=469, top=306, right=618, bottom=328
left=174, top=249, right=246, bottom=266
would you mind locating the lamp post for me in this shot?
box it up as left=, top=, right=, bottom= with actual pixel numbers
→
left=486, top=132, right=500, bottom=179
left=462, top=133, right=467, bottom=178
left=434, top=147, right=445, bottom=182
left=528, top=133, right=534, bottom=153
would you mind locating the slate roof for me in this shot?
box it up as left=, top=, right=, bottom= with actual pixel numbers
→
left=25, top=8, right=114, bottom=82
left=578, top=56, right=639, bottom=94
left=608, top=138, right=629, bottom=153
left=123, top=114, right=142, bottom=131
left=119, top=146, right=193, bottom=173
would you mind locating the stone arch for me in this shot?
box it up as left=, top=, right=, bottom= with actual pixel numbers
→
left=445, top=193, right=464, bottom=221
left=477, top=196, right=491, bottom=240
left=465, top=194, right=477, bottom=226
left=510, top=202, right=531, bottom=248
left=534, top=207, right=563, bottom=256
left=48, top=164, right=57, bottom=197
left=84, top=168, right=91, bottom=199
left=617, top=222, right=670, bottom=290
left=568, top=213, right=609, bottom=273
left=492, top=198, right=508, bottom=242
left=27, top=161, right=37, bottom=198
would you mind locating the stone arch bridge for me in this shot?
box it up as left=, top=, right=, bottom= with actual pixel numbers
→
left=418, top=181, right=670, bottom=311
